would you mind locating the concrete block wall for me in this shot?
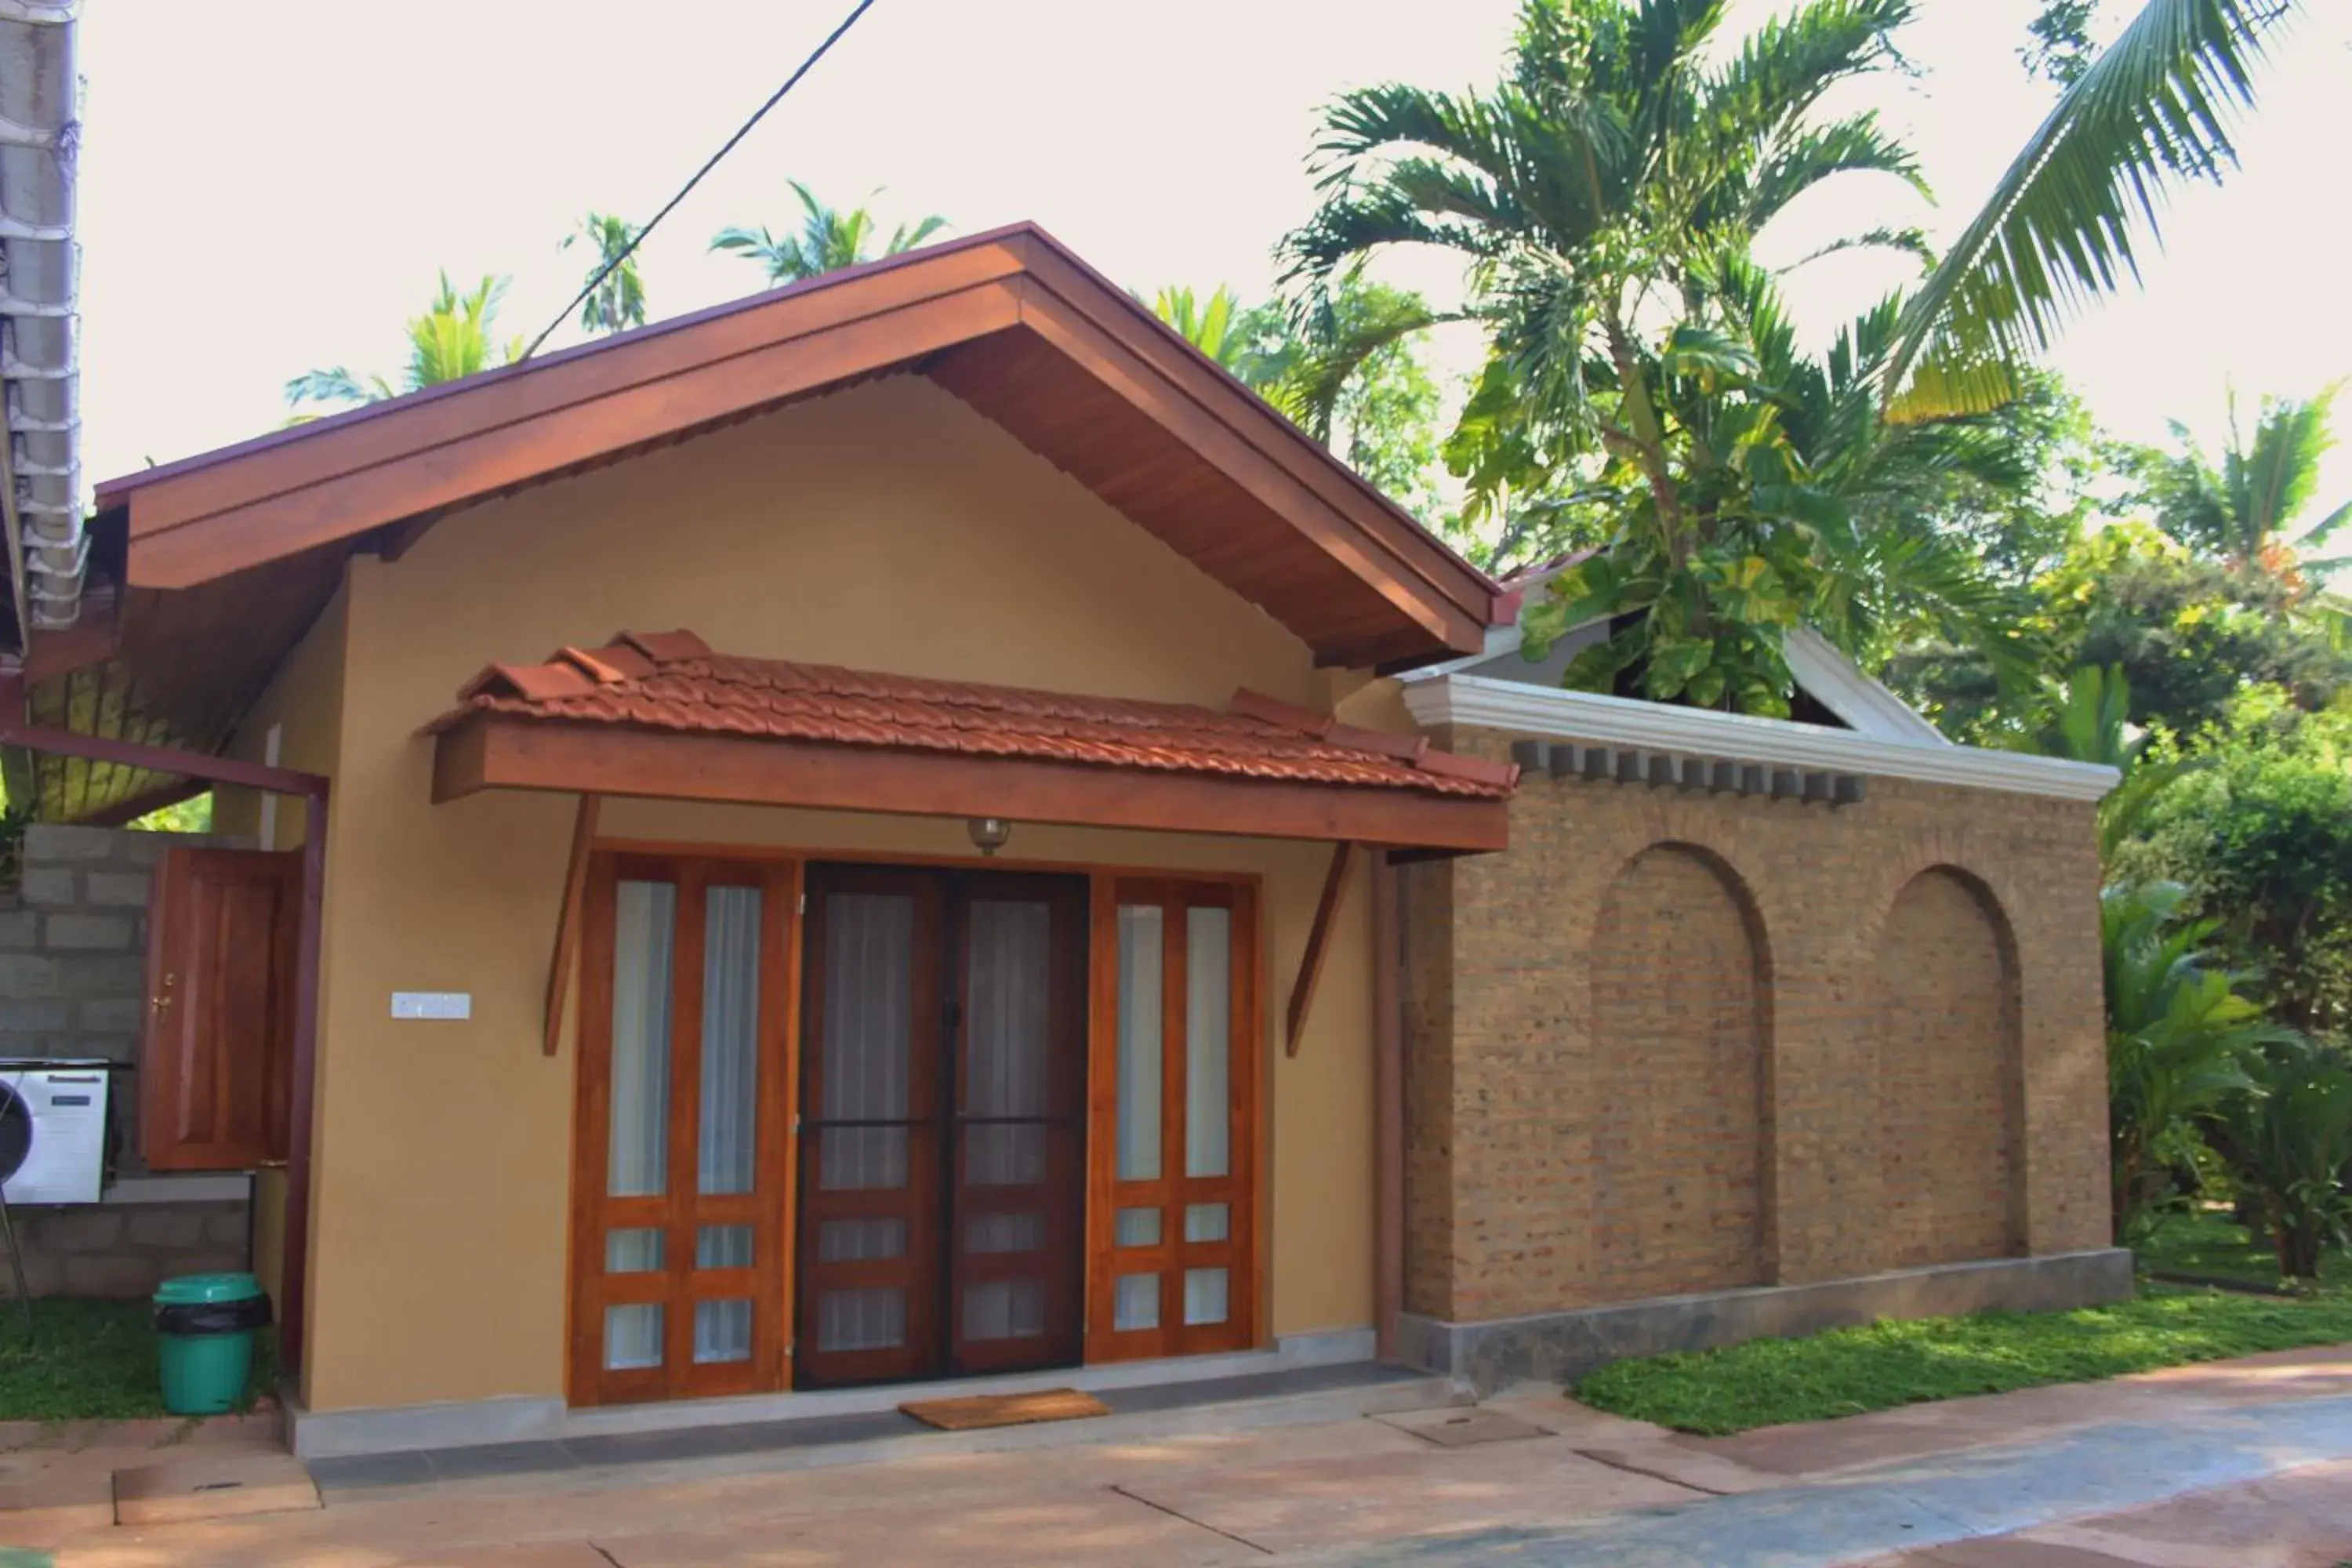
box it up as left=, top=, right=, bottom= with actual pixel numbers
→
left=0, top=822, right=172, bottom=1073
left=0, top=823, right=255, bottom=1296
left=1402, top=728, right=2111, bottom=1328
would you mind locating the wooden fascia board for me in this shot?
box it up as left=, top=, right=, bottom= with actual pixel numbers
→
left=1006, top=274, right=1483, bottom=658
left=430, top=716, right=1510, bottom=854
left=127, top=280, right=1025, bottom=590
left=1011, top=237, right=1498, bottom=642
left=109, top=238, right=1033, bottom=539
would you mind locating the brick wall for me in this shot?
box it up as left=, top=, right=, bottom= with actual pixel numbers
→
left=0, top=823, right=252, bottom=1296
left=1403, top=728, right=2109, bottom=1325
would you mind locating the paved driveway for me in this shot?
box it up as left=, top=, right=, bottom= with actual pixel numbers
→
left=9, top=1348, right=2352, bottom=1565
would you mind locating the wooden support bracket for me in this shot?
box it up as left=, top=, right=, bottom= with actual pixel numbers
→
left=1285, top=840, right=1357, bottom=1058
left=543, top=793, right=601, bottom=1057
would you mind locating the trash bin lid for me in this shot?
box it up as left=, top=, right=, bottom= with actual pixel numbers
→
left=154, top=1272, right=263, bottom=1305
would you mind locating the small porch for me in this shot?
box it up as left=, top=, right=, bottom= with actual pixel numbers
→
left=422, top=631, right=1515, bottom=1410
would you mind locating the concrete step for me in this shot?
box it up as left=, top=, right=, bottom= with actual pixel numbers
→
left=307, top=1361, right=1461, bottom=1498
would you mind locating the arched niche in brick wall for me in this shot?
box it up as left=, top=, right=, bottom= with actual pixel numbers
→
left=1588, top=842, right=1774, bottom=1300
left=1873, top=866, right=2025, bottom=1269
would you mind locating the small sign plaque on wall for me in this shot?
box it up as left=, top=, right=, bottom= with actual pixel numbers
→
left=390, top=992, right=472, bottom=1021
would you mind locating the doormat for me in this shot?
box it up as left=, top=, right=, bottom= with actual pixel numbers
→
left=898, top=1388, right=1111, bottom=1431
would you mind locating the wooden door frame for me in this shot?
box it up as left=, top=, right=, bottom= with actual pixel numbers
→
left=566, top=851, right=799, bottom=1406
left=1083, top=875, right=1265, bottom=1363
left=566, top=839, right=1270, bottom=1405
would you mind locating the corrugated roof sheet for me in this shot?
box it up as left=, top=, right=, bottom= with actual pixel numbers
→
left=425, top=630, right=1518, bottom=800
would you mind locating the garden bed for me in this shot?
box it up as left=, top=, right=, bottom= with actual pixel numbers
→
left=1575, top=1219, right=2352, bottom=1436
left=0, top=1297, right=273, bottom=1422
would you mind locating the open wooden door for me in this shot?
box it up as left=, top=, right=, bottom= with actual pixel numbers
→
left=140, top=846, right=300, bottom=1171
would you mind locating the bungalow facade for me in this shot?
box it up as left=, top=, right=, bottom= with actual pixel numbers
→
left=9, top=224, right=2124, bottom=1457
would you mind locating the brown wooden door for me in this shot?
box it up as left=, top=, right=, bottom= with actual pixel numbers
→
left=949, top=873, right=1087, bottom=1375
left=140, top=846, right=299, bottom=1171
left=793, top=866, right=946, bottom=1387
left=795, top=865, right=1085, bottom=1388
left=570, top=854, right=794, bottom=1406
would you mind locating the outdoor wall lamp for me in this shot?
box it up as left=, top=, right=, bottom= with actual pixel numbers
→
left=967, top=817, right=1013, bottom=856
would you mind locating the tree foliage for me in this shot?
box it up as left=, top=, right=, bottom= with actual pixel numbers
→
left=285, top=271, right=524, bottom=411
left=563, top=212, right=648, bottom=336
left=2102, top=879, right=2274, bottom=1241
left=711, top=181, right=947, bottom=285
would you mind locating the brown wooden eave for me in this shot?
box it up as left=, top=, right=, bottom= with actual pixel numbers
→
left=96, top=223, right=1504, bottom=671
left=430, top=714, right=1511, bottom=855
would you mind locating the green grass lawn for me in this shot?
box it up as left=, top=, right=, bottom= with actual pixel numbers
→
left=1577, top=1267, right=2352, bottom=1436
left=0, top=1298, right=273, bottom=1423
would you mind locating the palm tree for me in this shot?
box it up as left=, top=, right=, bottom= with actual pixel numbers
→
left=1885, top=0, right=2298, bottom=416
left=2134, top=387, right=2351, bottom=575
left=2028, top=665, right=2200, bottom=861
left=561, top=212, right=648, bottom=336
left=1150, top=285, right=1246, bottom=370
left=286, top=272, right=524, bottom=410
left=1285, top=0, right=1969, bottom=711
left=2102, top=880, right=2277, bottom=1243
left=711, top=181, right=947, bottom=285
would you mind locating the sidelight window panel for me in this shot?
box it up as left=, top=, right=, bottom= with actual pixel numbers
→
left=608, top=881, right=677, bottom=1199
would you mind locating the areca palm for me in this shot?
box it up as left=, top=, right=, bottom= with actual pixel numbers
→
left=286, top=272, right=524, bottom=411
left=2135, top=387, right=2351, bottom=574
left=711, top=181, right=947, bottom=285
left=1287, top=0, right=1974, bottom=710
left=562, top=212, right=647, bottom=336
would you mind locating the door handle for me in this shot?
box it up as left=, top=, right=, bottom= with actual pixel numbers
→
left=150, top=973, right=176, bottom=1021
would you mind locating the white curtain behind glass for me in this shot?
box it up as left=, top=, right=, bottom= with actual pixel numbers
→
left=1115, top=906, right=1163, bottom=1182
left=698, top=886, right=761, bottom=1196
left=608, top=881, right=677, bottom=1200
left=1185, top=907, right=1231, bottom=1179
left=965, top=898, right=1050, bottom=1188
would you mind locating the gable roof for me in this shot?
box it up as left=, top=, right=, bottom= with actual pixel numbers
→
left=94, top=222, right=1505, bottom=669
left=24, top=223, right=1514, bottom=823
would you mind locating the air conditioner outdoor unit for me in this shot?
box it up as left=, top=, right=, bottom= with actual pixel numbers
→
left=0, top=1063, right=111, bottom=1206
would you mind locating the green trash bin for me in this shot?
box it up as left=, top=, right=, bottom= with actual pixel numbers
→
left=154, top=1273, right=270, bottom=1417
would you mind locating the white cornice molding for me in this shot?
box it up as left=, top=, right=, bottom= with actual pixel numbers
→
left=1405, top=673, right=2118, bottom=802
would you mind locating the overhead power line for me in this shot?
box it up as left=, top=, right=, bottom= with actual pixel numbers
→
left=517, top=0, right=880, bottom=364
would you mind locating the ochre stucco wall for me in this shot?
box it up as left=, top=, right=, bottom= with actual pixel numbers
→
left=212, top=584, right=349, bottom=1312
left=296, top=376, right=1385, bottom=1413
left=1403, top=726, right=2109, bottom=1325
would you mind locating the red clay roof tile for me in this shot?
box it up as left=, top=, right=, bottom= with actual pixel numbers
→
left=425, top=634, right=1517, bottom=802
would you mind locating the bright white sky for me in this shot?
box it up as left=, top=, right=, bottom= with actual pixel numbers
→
left=76, top=0, right=2352, bottom=525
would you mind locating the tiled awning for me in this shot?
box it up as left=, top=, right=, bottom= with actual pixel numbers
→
left=423, top=632, right=1515, bottom=853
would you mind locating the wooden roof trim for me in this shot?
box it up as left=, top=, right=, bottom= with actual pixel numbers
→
left=431, top=713, right=1510, bottom=854
left=1008, top=235, right=1497, bottom=627
left=98, top=228, right=1036, bottom=513
left=1007, top=278, right=1475, bottom=651
left=125, top=281, right=1025, bottom=590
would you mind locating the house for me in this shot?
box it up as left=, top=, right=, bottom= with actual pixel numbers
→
left=7, top=223, right=2125, bottom=1457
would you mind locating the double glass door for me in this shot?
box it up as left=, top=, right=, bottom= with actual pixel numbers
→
left=794, top=866, right=1087, bottom=1388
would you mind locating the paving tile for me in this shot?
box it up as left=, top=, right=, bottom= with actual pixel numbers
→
left=389, top=1545, right=619, bottom=1567
left=593, top=1486, right=1255, bottom=1566
left=1112, top=1439, right=1698, bottom=1554
left=111, top=1452, right=319, bottom=1526
left=1374, top=1407, right=1551, bottom=1447
left=0, top=1465, right=111, bottom=1543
